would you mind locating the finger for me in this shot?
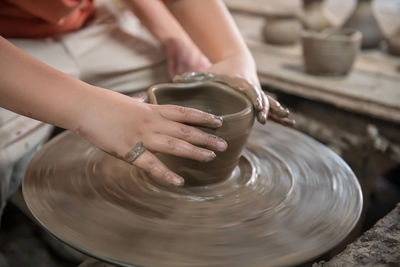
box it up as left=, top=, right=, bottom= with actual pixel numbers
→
left=133, top=150, right=184, bottom=186
left=262, top=90, right=270, bottom=115
left=269, top=113, right=296, bottom=127
left=256, top=91, right=270, bottom=124
left=146, top=135, right=217, bottom=162
left=267, top=96, right=290, bottom=118
left=257, top=110, right=267, bottom=124
left=161, top=121, right=227, bottom=152
left=152, top=104, right=223, bottom=128
left=236, top=79, right=264, bottom=112
left=167, top=57, right=176, bottom=79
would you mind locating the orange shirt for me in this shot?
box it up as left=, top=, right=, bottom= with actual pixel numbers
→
left=0, top=0, right=174, bottom=38
left=0, top=0, right=95, bottom=38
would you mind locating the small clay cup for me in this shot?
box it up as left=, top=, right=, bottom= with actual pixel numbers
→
left=386, top=28, right=400, bottom=56
left=148, top=82, right=255, bottom=186
left=387, top=37, right=400, bottom=56
left=301, top=28, right=362, bottom=76
left=263, top=14, right=302, bottom=46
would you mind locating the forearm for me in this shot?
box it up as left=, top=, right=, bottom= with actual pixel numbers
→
left=0, top=37, right=104, bottom=131
left=166, top=0, right=253, bottom=65
left=125, top=0, right=192, bottom=45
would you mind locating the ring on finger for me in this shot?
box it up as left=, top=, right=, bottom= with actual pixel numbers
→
left=125, top=142, right=146, bottom=163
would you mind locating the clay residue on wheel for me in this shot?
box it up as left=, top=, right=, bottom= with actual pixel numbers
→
left=23, top=122, right=362, bottom=267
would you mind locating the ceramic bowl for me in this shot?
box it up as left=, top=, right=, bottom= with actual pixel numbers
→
left=148, top=82, right=255, bottom=186
left=301, top=28, right=362, bottom=76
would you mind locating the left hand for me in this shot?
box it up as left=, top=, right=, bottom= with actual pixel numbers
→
left=173, top=56, right=294, bottom=126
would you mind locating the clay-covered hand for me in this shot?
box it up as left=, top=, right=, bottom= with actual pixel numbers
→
left=77, top=89, right=227, bottom=186
left=163, top=38, right=211, bottom=78
left=173, top=71, right=294, bottom=126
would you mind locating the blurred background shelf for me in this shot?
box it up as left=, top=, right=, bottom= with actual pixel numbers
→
left=232, top=12, right=400, bottom=124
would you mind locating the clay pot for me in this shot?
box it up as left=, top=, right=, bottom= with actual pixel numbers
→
left=387, top=30, right=400, bottom=56
left=343, top=0, right=383, bottom=49
left=302, top=28, right=362, bottom=76
left=302, top=0, right=333, bottom=31
left=148, top=82, right=255, bottom=186
left=263, top=14, right=302, bottom=46
left=372, top=0, right=400, bottom=55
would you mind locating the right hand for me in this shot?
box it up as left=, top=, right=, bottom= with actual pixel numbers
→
left=162, top=37, right=211, bottom=78
left=76, top=87, right=227, bottom=186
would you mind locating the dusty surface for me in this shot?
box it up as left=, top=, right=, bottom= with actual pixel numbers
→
left=22, top=122, right=361, bottom=267
left=315, top=203, right=400, bottom=266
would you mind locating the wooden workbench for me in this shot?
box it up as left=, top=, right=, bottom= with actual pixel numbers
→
left=232, top=13, right=400, bottom=124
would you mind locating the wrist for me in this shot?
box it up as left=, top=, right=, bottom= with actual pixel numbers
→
left=69, top=85, right=114, bottom=134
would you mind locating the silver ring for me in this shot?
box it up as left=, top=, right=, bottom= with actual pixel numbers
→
left=125, top=142, right=146, bottom=163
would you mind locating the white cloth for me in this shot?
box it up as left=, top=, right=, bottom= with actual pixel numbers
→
left=8, top=2, right=170, bottom=92
left=0, top=2, right=169, bottom=220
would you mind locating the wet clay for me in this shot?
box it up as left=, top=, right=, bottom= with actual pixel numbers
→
left=23, top=122, right=362, bottom=267
left=148, top=82, right=254, bottom=185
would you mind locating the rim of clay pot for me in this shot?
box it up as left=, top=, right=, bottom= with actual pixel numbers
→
left=302, top=28, right=362, bottom=43
left=148, top=81, right=253, bottom=121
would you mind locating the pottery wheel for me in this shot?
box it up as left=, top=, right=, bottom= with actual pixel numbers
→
left=23, top=123, right=362, bottom=267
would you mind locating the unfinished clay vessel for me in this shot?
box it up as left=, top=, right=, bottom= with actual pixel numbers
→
left=302, top=28, right=362, bottom=76
left=148, top=82, right=255, bottom=186
left=263, top=14, right=302, bottom=45
left=373, top=0, right=400, bottom=55
left=302, top=0, right=333, bottom=31
left=387, top=29, right=400, bottom=56
left=343, top=0, right=383, bottom=49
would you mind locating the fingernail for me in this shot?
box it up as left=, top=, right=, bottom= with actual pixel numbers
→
left=212, top=115, right=223, bottom=126
left=256, top=99, right=264, bottom=110
left=172, top=177, right=184, bottom=186
left=273, top=108, right=290, bottom=118
left=202, top=151, right=216, bottom=162
left=282, top=108, right=290, bottom=116
left=286, top=118, right=296, bottom=127
left=165, top=172, right=183, bottom=186
left=169, top=174, right=184, bottom=186
left=216, top=138, right=228, bottom=151
left=257, top=111, right=267, bottom=124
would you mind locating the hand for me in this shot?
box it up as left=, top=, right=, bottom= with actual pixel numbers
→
left=205, top=56, right=294, bottom=126
left=173, top=56, right=294, bottom=126
left=77, top=88, right=227, bottom=186
left=163, top=37, right=211, bottom=78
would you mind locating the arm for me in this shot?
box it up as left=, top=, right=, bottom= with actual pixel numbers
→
left=166, top=0, right=251, bottom=65
left=0, top=37, right=227, bottom=186
left=166, top=0, right=293, bottom=125
left=124, top=0, right=266, bottom=120
left=125, top=0, right=211, bottom=77
left=5, top=0, right=88, bottom=24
